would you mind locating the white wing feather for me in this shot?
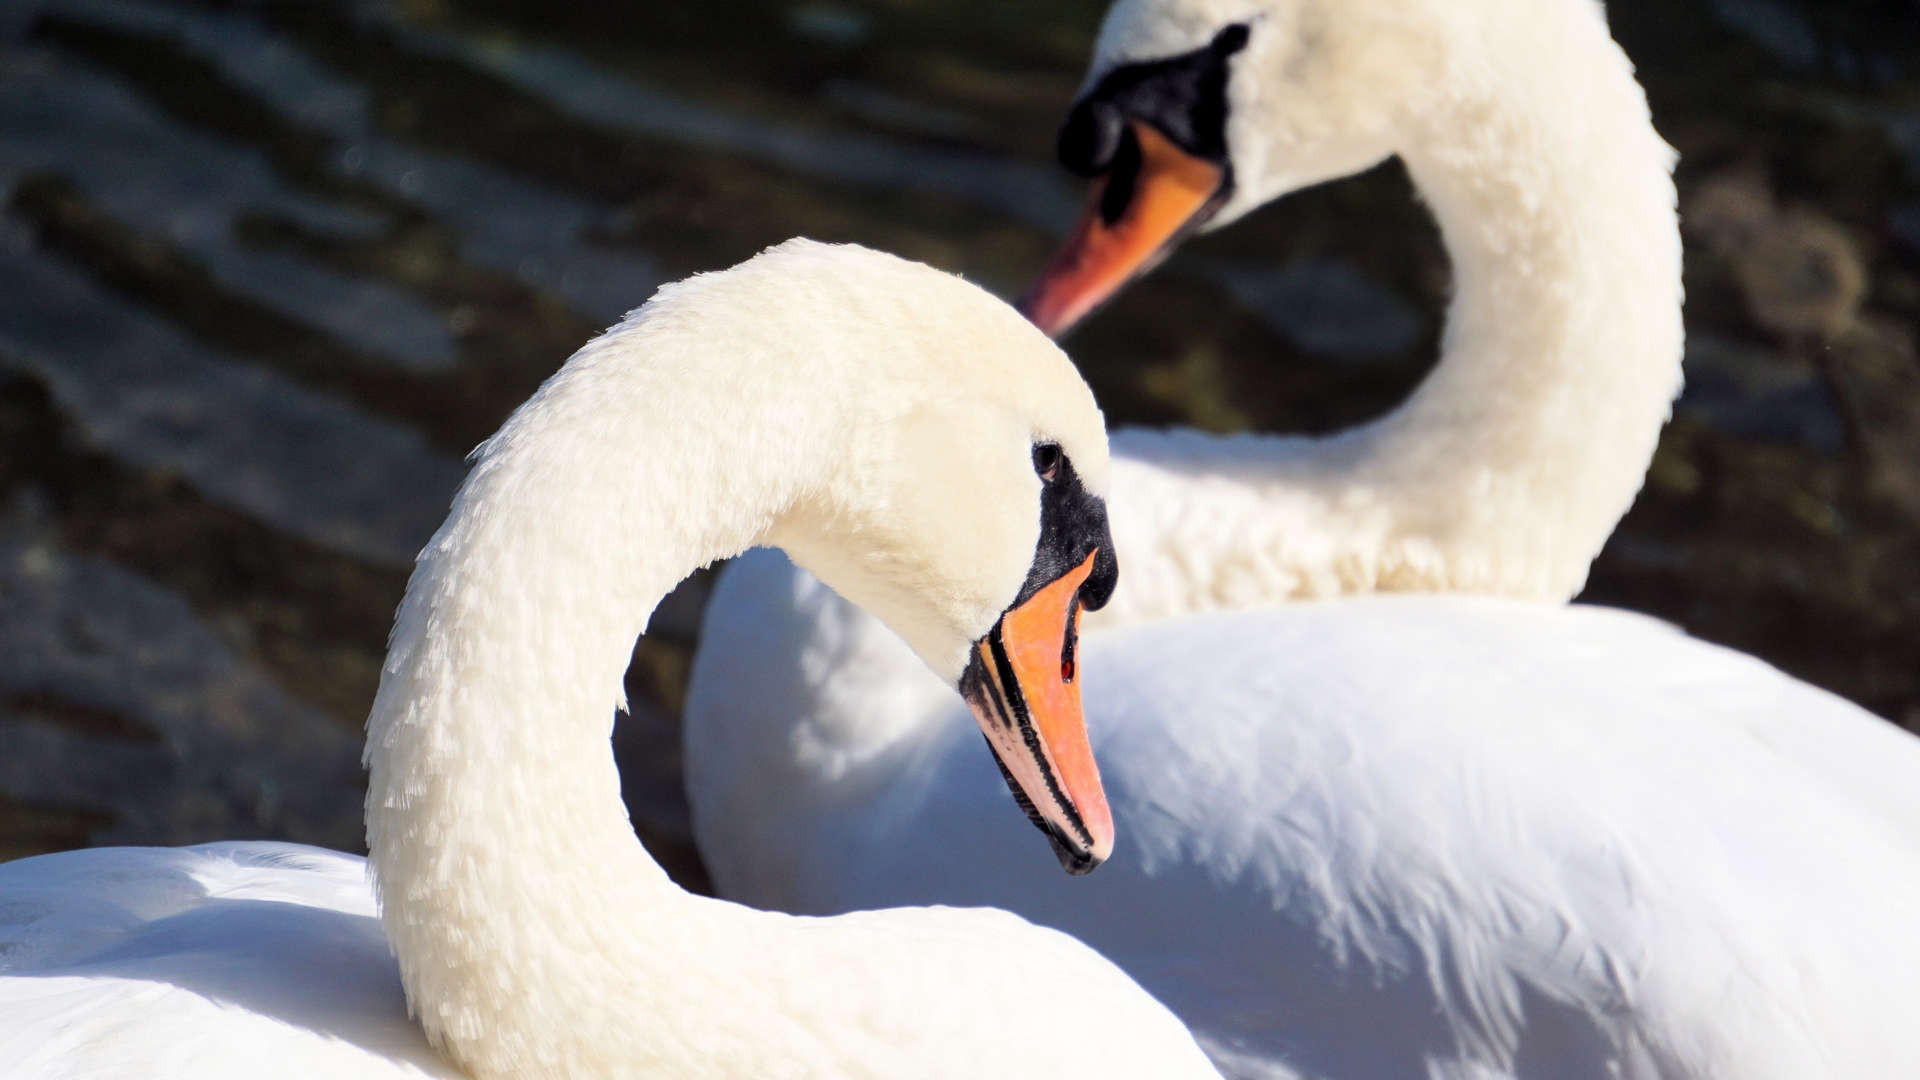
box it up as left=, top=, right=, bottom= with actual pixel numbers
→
left=691, top=564, right=1920, bottom=1080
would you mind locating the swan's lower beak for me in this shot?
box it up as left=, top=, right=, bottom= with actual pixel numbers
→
left=1018, top=121, right=1230, bottom=338
left=960, top=548, right=1113, bottom=875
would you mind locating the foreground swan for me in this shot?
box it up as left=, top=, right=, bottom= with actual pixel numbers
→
left=0, top=241, right=1220, bottom=1079
left=688, top=3, right=1920, bottom=1078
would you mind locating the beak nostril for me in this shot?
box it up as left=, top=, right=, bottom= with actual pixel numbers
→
left=1061, top=595, right=1082, bottom=684
left=1213, top=22, right=1251, bottom=55
left=1059, top=99, right=1124, bottom=178
left=1098, top=125, right=1143, bottom=226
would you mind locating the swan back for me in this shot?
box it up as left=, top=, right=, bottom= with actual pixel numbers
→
left=0, top=844, right=455, bottom=1079
left=695, top=590, right=1920, bottom=1077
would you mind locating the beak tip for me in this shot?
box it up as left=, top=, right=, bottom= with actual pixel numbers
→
left=1049, top=829, right=1111, bottom=876
left=1015, top=284, right=1074, bottom=340
left=1059, top=849, right=1101, bottom=876
left=1048, top=796, right=1114, bottom=875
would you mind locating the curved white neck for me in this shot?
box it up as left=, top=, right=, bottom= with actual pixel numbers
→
left=364, top=317, right=839, bottom=1074
left=1100, top=16, right=1682, bottom=626
left=358, top=242, right=1146, bottom=1076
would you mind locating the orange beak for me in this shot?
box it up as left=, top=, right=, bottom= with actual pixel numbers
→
left=961, top=549, right=1112, bottom=874
left=1018, top=121, right=1230, bottom=338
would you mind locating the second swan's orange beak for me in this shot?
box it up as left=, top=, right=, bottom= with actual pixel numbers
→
left=1018, top=121, right=1230, bottom=338
left=961, top=549, right=1112, bottom=874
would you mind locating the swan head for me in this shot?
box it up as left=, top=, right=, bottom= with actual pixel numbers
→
left=1020, top=0, right=1446, bottom=334
left=717, top=241, right=1122, bottom=871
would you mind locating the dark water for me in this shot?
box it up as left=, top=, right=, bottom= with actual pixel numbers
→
left=0, top=0, right=1916, bottom=885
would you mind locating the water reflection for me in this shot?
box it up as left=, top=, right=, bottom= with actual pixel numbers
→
left=3, top=33, right=446, bottom=366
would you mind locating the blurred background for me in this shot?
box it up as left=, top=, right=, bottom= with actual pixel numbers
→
left=1, top=0, right=1915, bottom=889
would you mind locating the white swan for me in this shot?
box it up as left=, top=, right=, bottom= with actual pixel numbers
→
left=1030, top=0, right=1685, bottom=621
left=0, top=240, right=1221, bottom=1080
left=686, top=3, right=1920, bottom=1077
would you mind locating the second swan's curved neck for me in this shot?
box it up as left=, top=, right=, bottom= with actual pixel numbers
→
left=1380, top=9, right=1683, bottom=584
left=1104, top=15, right=1682, bottom=625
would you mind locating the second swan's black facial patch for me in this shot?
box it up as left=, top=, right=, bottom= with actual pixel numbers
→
left=1057, top=23, right=1251, bottom=178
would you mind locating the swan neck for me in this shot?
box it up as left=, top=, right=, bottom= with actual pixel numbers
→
left=363, top=321, right=835, bottom=1074
left=1098, top=17, right=1684, bottom=625
left=1350, top=18, right=1683, bottom=597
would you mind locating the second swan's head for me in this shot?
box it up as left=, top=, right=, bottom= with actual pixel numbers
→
left=1019, top=0, right=1537, bottom=334
left=650, top=241, right=1122, bottom=871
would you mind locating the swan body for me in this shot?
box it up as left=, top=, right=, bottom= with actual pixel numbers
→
left=686, top=4, right=1920, bottom=1078
left=693, top=577, right=1920, bottom=1079
left=0, top=844, right=456, bottom=1078
left=0, top=240, right=1219, bottom=1079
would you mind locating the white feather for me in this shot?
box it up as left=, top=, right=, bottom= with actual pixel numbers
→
left=692, top=578, right=1920, bottom=1078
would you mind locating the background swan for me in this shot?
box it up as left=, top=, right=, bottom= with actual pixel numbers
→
left=687, top=3, right=1920, bottom=1077
left=1024, top=0, right=1683, bottom=621
left=0, top=240, right=1219, bottom=1079
left=695, top=581, right=1920, bottom=1078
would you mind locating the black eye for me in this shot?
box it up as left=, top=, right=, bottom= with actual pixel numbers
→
left=1032, top=443, right=1063, bottom=483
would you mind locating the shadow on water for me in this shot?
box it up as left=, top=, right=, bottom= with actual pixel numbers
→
left=0, top=0, right=1914, bottom=891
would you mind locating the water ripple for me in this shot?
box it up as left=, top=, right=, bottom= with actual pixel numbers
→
left=0, top=241, right=466, bottom=566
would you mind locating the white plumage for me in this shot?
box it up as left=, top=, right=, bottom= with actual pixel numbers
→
left=0, top=844, right=456, bottom=1078
left=692, top=574, right=1920, bottom=1078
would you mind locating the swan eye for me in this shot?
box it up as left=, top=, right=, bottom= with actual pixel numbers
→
left=1032, top=443, right=1064, bottom=483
